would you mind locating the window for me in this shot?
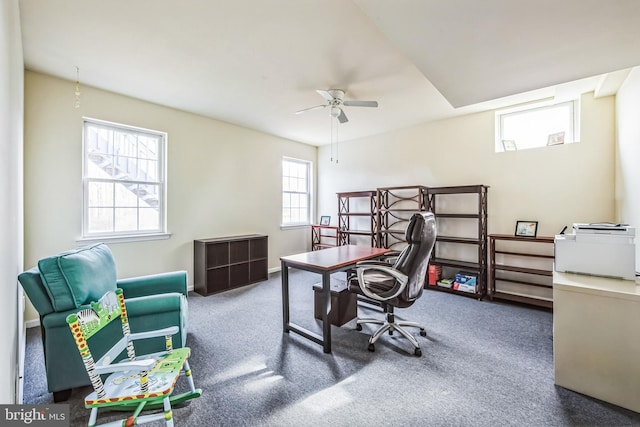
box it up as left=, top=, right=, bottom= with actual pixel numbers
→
left=82, top=118, right=167, bottom=240
left=495, top=99, right=579, bottom=152
left=282, top=157, right=312, bottom=226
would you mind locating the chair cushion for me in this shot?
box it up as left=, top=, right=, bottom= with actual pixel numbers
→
left=348, top=271, right=396, bottom=295
left=37, top=243, right=117, bottom=312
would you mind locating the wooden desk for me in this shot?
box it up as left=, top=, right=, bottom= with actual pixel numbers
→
left=281, top=245, right=390, bottom=353
left=553, top=271, right=640, bottom=413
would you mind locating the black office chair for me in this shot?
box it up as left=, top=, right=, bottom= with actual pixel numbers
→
left=348, top=212, right=437, bottom=356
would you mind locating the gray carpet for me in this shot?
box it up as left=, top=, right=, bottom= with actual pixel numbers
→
left=24, top=270, right=640, bottom=426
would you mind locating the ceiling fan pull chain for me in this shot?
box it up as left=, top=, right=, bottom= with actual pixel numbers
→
left=330, top=114, right=334, bottom=163
left=336, top=120, right=339, bottom=164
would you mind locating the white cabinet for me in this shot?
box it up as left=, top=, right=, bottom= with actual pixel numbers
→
left=553, top=271, right=640, bottom=413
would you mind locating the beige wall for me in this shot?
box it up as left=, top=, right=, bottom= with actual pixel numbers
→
left=22, top=72, right=620, bottom=324
left=318, top=92, right=616, bottom=239
left=616, top=67, right=640, bottom=268
left=1, top=0, right=23, bottom=403
left=23, top=71, right=316, bottom=321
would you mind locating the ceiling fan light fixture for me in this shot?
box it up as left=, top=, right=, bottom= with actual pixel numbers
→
left=295, top=88, right=379, bottom=163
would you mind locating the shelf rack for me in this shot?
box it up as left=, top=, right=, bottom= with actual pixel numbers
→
left=337, top=191, right=378, bottom=247
left=489, top=234, right=555, bottom=308
left=376, top=185, right=428, bottom=250
left=425, top=185, right=489, bottom=299
left=335, top=185, right=489, bottom=302
left=311, top=225, right=340, bottom=250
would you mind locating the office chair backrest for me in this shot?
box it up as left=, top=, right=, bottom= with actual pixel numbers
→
left=392, top=212, right=437, bottom=307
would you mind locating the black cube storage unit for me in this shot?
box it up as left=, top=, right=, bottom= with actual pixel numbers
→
left=194, top=234, right=268, bottom=296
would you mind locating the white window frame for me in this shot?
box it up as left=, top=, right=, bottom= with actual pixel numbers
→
left=80, top=118, right=169, bottom=243
left=281, top=157, right=312, bottom=227
left=495, top=99, right=580, bottom=152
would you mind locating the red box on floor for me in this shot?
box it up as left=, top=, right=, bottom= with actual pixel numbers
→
left=428, top=264, right=442, bottom=286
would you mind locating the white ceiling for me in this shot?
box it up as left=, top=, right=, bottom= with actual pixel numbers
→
left=18, top=0, right=640, bottom=146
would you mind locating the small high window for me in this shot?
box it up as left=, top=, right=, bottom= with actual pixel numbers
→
left=495, top=99, right=579, bottom=152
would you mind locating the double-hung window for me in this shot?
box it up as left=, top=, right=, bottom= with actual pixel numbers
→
left=82, top=118, right=167, bottom=240
left=495, top=99, right=579, bottom=152
left=282, top=157, right=312, bottom=226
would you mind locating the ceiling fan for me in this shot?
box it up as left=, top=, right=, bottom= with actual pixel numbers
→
left=295, top=89, right=378, bottom=123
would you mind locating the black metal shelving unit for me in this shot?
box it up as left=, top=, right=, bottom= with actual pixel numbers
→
left=425, top=185, right=489, bottom=300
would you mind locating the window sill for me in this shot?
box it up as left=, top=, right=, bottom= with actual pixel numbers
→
left=77, top=233, right=172, bottom=245
left=280, top=224, right=311, bottom=230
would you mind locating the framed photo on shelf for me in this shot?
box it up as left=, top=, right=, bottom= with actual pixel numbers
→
left=502, top=140, right=517, bottom=151
left=320, top=216, right=331, bottom=226
left=515, top=220, right=538, bottom=238
left=547, top=131, right=565, bottom=146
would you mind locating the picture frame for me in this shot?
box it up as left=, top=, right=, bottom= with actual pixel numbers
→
left=320, top=216, right=330, bottom=226
left=515, top=220, right=538, bottom=238
left=547, top=131, right=565, bottom=146
left=502, top=139, right=517, bottom=151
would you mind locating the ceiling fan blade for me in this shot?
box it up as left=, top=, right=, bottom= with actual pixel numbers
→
left=343, top=100, right=378, bottom=108
left=295, top=104, right=327, bottom=115
left=316, top=90, right=335, bottom=103
left=337, top=108, right=348, bottom=124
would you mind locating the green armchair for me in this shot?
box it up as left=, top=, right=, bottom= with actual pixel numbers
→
left=18, top=243, right=189, bottom=402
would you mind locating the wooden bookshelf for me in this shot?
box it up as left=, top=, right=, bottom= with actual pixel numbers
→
left=489, top=234, right=555, bottom=308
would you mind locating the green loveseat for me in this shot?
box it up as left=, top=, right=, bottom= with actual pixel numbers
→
left=18, top=243, right=189, bottom=402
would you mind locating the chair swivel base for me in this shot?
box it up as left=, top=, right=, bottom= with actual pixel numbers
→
left=356, top=313, right=426, bottom=356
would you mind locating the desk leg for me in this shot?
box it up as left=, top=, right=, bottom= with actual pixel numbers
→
left=281, top=260, right=290, bottom=333
left=321, top=272, right=331, bottom=353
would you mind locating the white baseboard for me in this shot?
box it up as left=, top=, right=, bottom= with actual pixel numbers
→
left=25, top=318, right=40, bottom=329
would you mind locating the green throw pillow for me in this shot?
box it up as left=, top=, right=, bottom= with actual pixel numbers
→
left=38, top=243, right=117, bottom=312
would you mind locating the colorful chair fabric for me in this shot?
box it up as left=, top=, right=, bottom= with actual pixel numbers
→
left=67, top=288, right=201, bottom=426
left=18, top=243, right=189, bottom=401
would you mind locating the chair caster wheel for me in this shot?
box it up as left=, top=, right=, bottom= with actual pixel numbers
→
left=368, top=343, right=375, bottom=352
left=389, top=330, right=393, bottom=335
left=414, top=348, right=422, bottom=356
left=356, top=324, right=362, bottom=331
left=420, top=330, right=426, bottom=337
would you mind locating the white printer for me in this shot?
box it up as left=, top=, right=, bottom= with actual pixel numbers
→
left=554, top=223, right=636, bottom=280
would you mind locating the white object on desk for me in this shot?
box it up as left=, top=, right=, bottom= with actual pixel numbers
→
left=554, top=226, right=636, bottom=280
left=553, top=271, right=640, bottom=413
left=572, top=222, right=635, bottom=235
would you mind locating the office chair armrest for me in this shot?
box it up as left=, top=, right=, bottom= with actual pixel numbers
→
left=128, top=326, right=179, bottom=342
left=380, top=250, right=401, bottom=264
left=93, top=359, right=156, bottom=375
left=356, top=264, right=408, bottom=302
left=350, top=260, right=394, bottom=282
left=356, top=260, right=393, bottom=267
left=356, top=251, right=400, bottom=266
